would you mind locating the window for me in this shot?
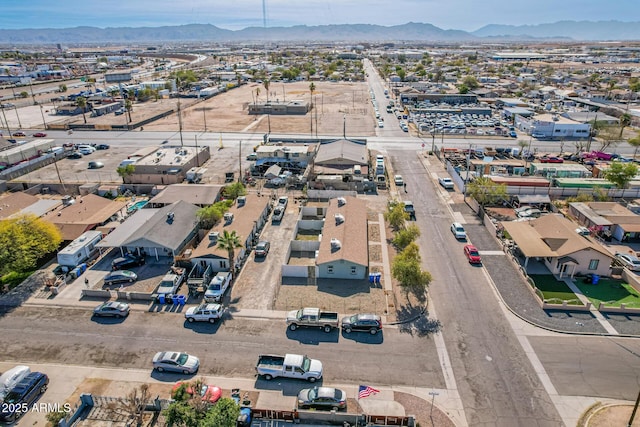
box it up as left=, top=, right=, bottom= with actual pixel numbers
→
left=327, top=265, right=334, bottom=274
left=351, top=266, right=357, bottom=275
left=219, top=261, right=227, bottom=269
left=588, top=259, right=599, bottom=270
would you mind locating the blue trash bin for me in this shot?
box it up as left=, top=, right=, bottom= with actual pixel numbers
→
left=158, top=294, right=166, bottom=304
left=375, top=273, right=381, bottom=283
left=592, top=274, right=600, bottom=285
left=176, top=295, right=186, bottom=305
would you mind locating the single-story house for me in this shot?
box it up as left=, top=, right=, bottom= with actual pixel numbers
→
left=316, top=196, right=368, bottom=279
left=569, top=202, right=640, bottom=242
left=148, top=184, right=223, bottom=208
left=189, top=194, right=271, bottom=272
left=501, top=214, right=613, bottom=278
left=96, top=200, right=199, bottom=259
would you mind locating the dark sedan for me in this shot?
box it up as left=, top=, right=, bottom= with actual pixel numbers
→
left=103, top=270, right=138, bottom=285
left=341, top=313, right=382, bottom=334
left=297, top=387, right=347, bottom=411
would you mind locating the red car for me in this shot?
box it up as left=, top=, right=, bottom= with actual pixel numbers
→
left=539, top=156, right=563, bottom=163
left=171, top=381, right=222, bottom=404
left=464, top=244, right=482, bottom=264
left=32, top=132, right=47, bottom=137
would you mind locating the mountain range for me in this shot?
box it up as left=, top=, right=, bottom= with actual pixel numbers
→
left=0, top=21, right=639, bottom=44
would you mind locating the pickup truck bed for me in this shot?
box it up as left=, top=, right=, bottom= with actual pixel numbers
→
left=257, top=354, right=285, bottom=368
left=286, top=308, right=339, bottom=333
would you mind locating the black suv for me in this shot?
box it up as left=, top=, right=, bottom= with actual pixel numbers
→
left=341, top=313, right=382, bottom=334
left=111, top=253, right=145, bottom=270
left=0, top=372, right=49, bottom=422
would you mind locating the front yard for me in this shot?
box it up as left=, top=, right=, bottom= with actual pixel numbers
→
left=574, top=277, right=640, bottom=309
left=529, top=274, right=582, bottom=305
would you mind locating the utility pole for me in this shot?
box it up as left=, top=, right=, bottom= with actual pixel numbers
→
left=628, top=388, right=640, bottom=427
left=238, top=140, right=242, bottom=183
left=39, top=105, right=47, bottom=130
left=177, top=100, right=184, bottom=147
left=203, top=104, right=207, bottom=132
left=0, top=106, right=11, bottom=136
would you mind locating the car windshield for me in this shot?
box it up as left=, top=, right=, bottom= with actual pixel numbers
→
left=209, top=284, right=221, bottom=291
left=3, top=391, right=20, bottom=403
left=308, top=387, right=318, bottom=400
left=469, top=249, right=479, bottom=256
left=301, top=355, right=311, bottom=372
left=176, top=353, right=189, bottom=365
left=456, top=227, right=465, bottom=232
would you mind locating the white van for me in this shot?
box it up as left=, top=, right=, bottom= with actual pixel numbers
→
left=0, top=365, right=30, bottom=401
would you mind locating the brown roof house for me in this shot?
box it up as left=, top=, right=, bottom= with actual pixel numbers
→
left=501, top=214, right=613, bottom=278
left=0, top=192, right=61, bottom=220
left=42, top=194, right=127, bottom=241
left=569, top=202, right=640, bottom=242
left=316, top=196, right=368, bottom=279
left=189, top=194, right=271, bottom=273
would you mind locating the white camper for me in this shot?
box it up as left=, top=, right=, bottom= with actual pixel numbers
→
left=56, top=230, right=103, bottom=267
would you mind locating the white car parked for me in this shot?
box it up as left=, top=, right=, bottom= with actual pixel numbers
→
left=450, top=222, right=467, bottom=240
left=615, top=253, right=640, bottom=272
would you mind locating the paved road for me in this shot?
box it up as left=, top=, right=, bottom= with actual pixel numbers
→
left=0, top=305, right=445, bottom=389
left=388, top=149, right=563, bottom=426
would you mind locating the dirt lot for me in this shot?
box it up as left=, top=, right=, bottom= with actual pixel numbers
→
left=61, top=81, right=377, bottom=136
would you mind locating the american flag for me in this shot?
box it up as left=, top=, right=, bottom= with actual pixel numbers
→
left=358, top=385, right=380, bottom=399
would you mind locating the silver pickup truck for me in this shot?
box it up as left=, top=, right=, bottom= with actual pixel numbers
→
left=286, top=307, right=339, bottom=333
left=256, top=354, right=323, bottom=382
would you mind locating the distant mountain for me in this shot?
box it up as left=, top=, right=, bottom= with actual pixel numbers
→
left=0, top=22, right=476, bottom=44
left=0, top=20, right=639, bottom=44
left=473, top=20, right=640, bottom=41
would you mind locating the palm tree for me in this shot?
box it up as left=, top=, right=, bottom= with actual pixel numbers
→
left=309, top=82, right=315, bottom=135
left=75, top=96, right=87, bottom=124
left=255, top=87, right=260, bottom=106
left=263, top=79, right=271, bottom=133
left=217, top=230, right=242, bottom=274
left=619, top=113, right=632, bottom=139
left=125, top=99, right=133, bottom=123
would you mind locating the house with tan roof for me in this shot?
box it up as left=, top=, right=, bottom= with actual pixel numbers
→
left=188, top=194, right=271, bottom=272
left=501, top=214, right=613, bottom=278
left=41, top=194, right=127, bottom=241
left=0, top=192, right=61, bottom=220
left=569, top=202, right=640, bottom=243
left=316, top=196, right=368, bottom=279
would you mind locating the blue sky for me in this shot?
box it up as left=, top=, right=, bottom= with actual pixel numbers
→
left=2, top=0, right=639, bottom=31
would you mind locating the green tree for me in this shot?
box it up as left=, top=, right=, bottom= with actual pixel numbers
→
left=75, top=96, right=88, bottom=124
left=0, top=214, right=62, bottom=275
left=163, top=401, right=198, bottom=427
left=458, top=84, right=469, bottom=94
left=462, top=75, right=480, bottom=90
left=116, top=164, right=135, bottom=184
left=58, top=84, right=67, bottom=93
left=392, top=224, right=420, bottom=250
left=628, top=131, right=640, bottom=161
left=391, top=242, right=432, bottom=296
left=619, top=113, right=632, bottom=138
left=125, top=99, right=133, bottom=122
left=196, top=201, right=231, bottom=229
left=203, top=398, right=241, bottom=426
left=384, top=201, right=408, bottom=231
left=217, top=230, right=242, bottom=273
left=223, top=182, right=246, bottom=199
left=602, top=162, right=639, bottom=189
left=19, top=91, right=28, bottom=98
left=466, top=176, right=508, bottom=206
left=309, top=82, right=315, bottom=134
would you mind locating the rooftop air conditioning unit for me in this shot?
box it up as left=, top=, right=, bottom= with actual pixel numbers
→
left=167, top=212, right=175, bottom=221
left=334, top=213, right=345, bottom=224
left=330, top=238, right=342, bottom=250
left=337, top=197, right=347, bottom=206
left=209, top=231, right=219, bottom=242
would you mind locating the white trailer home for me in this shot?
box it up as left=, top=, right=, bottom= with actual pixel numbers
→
left=56, top=230, right=103, bottom=267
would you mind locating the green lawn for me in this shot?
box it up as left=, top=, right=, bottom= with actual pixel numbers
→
left=529, top=274, right=582, bottom=305
left=573, top=278, right=640, bottom=309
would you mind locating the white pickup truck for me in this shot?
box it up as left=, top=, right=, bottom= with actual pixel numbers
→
left=286, top=307, right=339, bottom=333
left=256, top=354, right=323, bottom=382
left=204, top=272, right=232, bottom=303
left=184, top=303, right=225, bottom=323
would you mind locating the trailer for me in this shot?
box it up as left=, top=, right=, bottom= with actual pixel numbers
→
left=56, top=230, right=103, bottom=267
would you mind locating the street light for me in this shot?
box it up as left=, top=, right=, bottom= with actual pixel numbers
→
left=428, top=391, right=439, bottom=420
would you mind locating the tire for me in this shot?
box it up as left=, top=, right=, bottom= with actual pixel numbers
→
left=344, top=327, right=352, bottom=333
left=264, top=374, right=273, bottom=381
left=323, top=325, right=332, bottom=333
left=157, top=367, right=164, bottom=372
left=331, top=406, right=339, bottom=411
left=308, top=377, right=317, bottom=383
left=128, top=278, right=134, bottom=283
left=187, top=317, right=195, bottom=323
left=289, top=324, right=297, bottom=331
left=183, top=370, right=190, bottom=375
left=370, top=328, right=378, bottom=335
left=208, top=318, right=216, bottom=324
left=40, top=385, right=47, bottom=394
left=115, top=314, right=122, bottom=319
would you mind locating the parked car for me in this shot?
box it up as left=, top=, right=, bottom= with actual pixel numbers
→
left=377, top=120, right=384, bottom=128
left=255, top=241, right=270, bottom=257
left=103, top=270, right=138, bottom=285
left=272, top=205, right=285, bottom=222
left=539, top=156, right=563, bottom=163
left=266, top=177, right=285, bottom=188
left=88, top=161, right=104, bottom=169
left=516, top=208, right=542, bottom=219
left=615, top=253, right=640, bottom=272
left=152, top=351, right=199, bottom=374
left=394, top=175, right=404, bottom=187
left=78, top=147, right=94, bottom=155
left=172, top=381, right=222, bottom=404
left=341, top=313, right=382, bottom=334
left=450, top=222, right=467, bottom=240
left=0, top=365, right=30, bottom=402
left=112, top=253, right=145, bottom=270
left=67, top=152, right=83, bottom=159
left=463, top=245, right=482, bottom=264
left=7, top=139, right=17, bottom=144
left=278, top=196, right=289, bottom=209
left=184, top=303, right=225, bottom=323
left=32, top=132, right=47, bottom=137
left=246, top=153, right=258, bottom=161
left=95, top=144, right=110, bottom=150
left=93, top=301, right=131, bottom=318
left=297, top=387, right=347, bottom=411
left=0, top=372, right=49, bottom=422
left=439, top=177, right=454, bottom=189
left=12, top=131, right=26, bottom=137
